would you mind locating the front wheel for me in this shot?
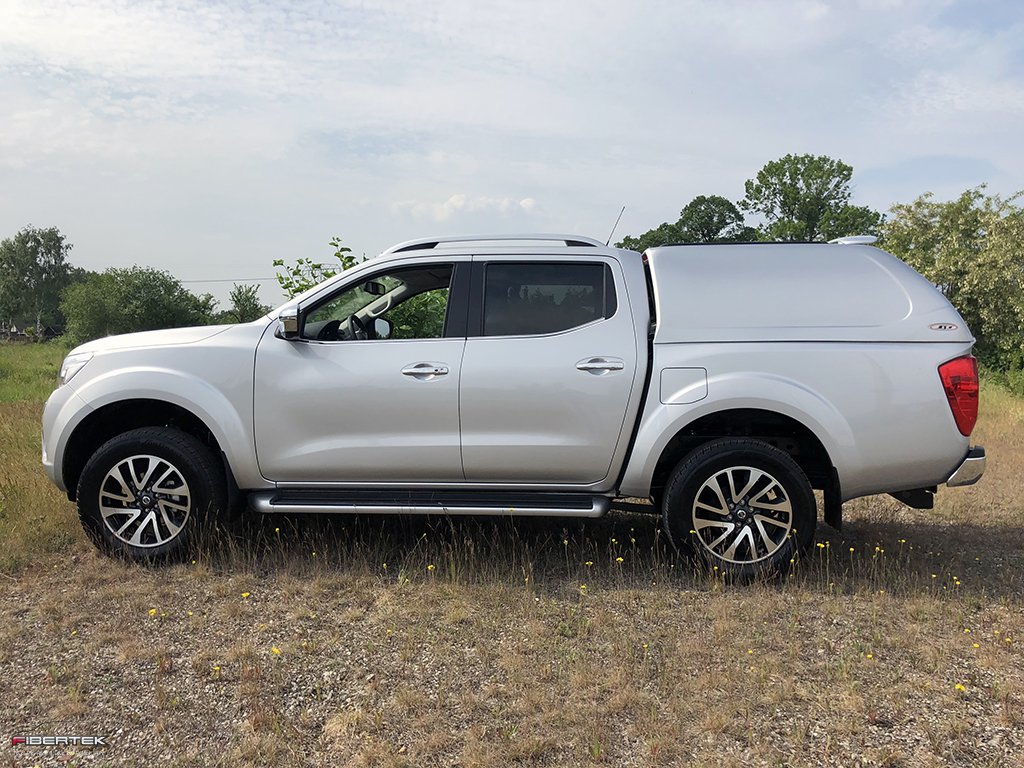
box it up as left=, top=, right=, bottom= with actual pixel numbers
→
left=662, top=438, right=816, bottom=580
left=77, top=427, right=228, bottom=561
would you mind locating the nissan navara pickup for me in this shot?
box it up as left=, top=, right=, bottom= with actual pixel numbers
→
left=42, top=234, right=986, bottom=577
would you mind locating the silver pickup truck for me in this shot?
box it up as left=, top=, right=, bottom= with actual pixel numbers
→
left=42, top=234, right=985, bottom=577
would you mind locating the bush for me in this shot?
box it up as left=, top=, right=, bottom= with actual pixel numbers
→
left=61, top=267, right=217, bottom=345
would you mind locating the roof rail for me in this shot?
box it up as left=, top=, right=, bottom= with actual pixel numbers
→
left=382, top=234, right=605, bottom=255
left=828, top=235, right=878, bottom=245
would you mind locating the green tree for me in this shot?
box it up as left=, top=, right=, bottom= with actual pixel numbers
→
left=61, top=267, right=218, bottom=345
left=274, top=236, right=362, bottom=298
left=617, top=195, right=756, bottom=251
left=387, top=288, right=448, bottom=339
left=740, top=154, right=883, bottom=242
left=0, top=226, right=74, bottom=338
left=883, top=187, right=1024, bottom=369
left=225, top=283, right=270, bottom=323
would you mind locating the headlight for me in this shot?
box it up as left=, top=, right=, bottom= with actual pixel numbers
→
left=59, top=352, right=93, bottom=386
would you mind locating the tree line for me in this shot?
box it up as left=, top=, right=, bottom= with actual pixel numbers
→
left=617, top=154, right=884, bottom=251
left=0, top=231, right=270, bottom=344
left=616, top=153, right=1023, bottom=372
left=1, top=152, right=1021, bottom=374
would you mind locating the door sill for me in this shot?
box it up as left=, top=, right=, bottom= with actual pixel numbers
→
left=249, top=489, right=610, bottom=518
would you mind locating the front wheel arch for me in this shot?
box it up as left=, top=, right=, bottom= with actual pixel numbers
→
left=62, top=398, right=226, bottom=502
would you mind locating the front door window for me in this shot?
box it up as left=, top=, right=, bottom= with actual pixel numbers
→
left=302, top=264, right=453, bottom=341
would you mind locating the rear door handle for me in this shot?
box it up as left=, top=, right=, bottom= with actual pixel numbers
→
left=576, top=357, right=624, bottom=374
left=401, top=362, right=449, bottom=379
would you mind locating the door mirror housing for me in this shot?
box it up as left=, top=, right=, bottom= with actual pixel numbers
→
left=279, top=307, right=300, bottom=340
left=374, top=317, right=392, bottom=340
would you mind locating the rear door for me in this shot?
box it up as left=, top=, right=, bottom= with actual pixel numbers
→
left=459, top=257, right=638, bottom=484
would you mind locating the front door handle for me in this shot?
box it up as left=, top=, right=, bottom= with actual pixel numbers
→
left=576, top=357, right=625, bottom=374
left=401, top=362, right=449, bottom=380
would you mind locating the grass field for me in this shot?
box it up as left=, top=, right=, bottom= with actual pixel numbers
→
left=0, top=342, right=1022, bottom=767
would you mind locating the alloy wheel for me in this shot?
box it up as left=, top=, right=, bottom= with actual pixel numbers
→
left=691, top=465, right=793, bottom=564
left=98, top=454, right=192, bottom=548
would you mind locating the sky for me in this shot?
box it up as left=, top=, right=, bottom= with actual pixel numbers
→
left=1, top=0, right=1022, bottom=307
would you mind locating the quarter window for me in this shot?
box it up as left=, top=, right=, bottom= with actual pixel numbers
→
left=483, top=262, right=616, bottom=336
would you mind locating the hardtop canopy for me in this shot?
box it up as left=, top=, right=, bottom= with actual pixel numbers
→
left=644, top=243, right=972, bottom=345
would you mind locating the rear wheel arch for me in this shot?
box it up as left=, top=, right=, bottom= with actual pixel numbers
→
left=649, top=408, right=836, bottom=504
left=662, top=436, right=817, bottom=579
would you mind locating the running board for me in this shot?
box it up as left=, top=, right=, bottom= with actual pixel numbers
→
left=249, top=490, right=610, bottom=518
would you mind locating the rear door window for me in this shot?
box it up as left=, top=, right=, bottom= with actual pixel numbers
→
left=482, top=262, right=616, bottom=336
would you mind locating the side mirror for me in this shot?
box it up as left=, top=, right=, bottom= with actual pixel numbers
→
left=374, top=317, right=392, bottom=340
left=279, top=307, right=300, bottom=340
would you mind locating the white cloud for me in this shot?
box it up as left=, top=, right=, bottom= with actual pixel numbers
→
left=395, top=195, right=540, bottom=222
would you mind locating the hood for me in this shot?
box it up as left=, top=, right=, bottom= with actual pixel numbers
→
left=73, top=324, right=235, bottom=354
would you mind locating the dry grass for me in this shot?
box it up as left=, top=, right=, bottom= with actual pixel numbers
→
left=0, top=344, right=1022, bottom=766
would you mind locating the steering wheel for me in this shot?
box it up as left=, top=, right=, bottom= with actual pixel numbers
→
left=347, top=313, right=369, bottom=340
left=316, top=319, right=342, bottom=341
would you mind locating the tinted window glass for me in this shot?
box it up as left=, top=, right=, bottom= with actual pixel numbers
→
left=483, top=263, right=615, bottom=336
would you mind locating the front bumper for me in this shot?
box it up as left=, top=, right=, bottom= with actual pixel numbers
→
left=41, top=383, right=91, bottom=495
left=946, top=446, right=985, bottom=487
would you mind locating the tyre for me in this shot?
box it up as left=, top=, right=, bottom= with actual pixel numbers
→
left=76, top=427, right=228, bottom=561
left=662, top=438, right=816, bottom=580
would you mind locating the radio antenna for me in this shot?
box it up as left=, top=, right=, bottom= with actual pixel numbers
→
left=605, top=205, right=626, bottom=246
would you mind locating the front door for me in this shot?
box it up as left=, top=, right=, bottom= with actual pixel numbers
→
left=253, top=261, right=467, bottom=483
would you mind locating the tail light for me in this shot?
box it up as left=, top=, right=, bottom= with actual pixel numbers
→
left=938, top=356, right=979, bottom=436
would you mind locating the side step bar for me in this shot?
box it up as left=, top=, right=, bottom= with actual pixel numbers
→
left=250, top=490, right=610, bottom=518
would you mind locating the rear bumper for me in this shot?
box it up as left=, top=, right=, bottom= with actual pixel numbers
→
left=946, top=446, right=985, bottom=487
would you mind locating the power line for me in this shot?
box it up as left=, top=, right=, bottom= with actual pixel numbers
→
left=178, top=277, right=279, bottom=284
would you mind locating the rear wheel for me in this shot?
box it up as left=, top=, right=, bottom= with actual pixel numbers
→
left=77, top=427, right=228, bottom=561
left=662, top=438, right=816, bottom=580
